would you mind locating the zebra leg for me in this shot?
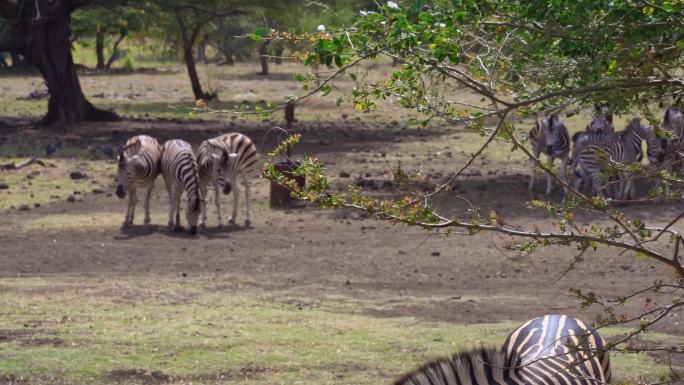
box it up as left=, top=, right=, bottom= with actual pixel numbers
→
left=174, top=192, right=182, bottom=231
left=244, top=175, right=252, bottom=227
left=528, top=149, right=541, bottom=191
left=166, top=187, right=176, bottom=231
left=123, top=187, right=138, bottom=229
left=561, top=155, right=569, bottom=197
left=199, top=183, right=208, bottom=229
left=214, top=182, right=223, bottom=228
left=545, top=155, right=555, bottom=195
left=229, top=181, right=240, bottom=225
left=143, top=186, right=153, bottom=226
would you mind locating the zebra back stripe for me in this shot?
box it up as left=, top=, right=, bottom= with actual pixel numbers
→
left=394, top=315, right=610, bottom=385
left=198, top=132, right=259, bottom=185
left=118, top=135, right=162, bottom=187
left=161, top=139, right=200, bottom=208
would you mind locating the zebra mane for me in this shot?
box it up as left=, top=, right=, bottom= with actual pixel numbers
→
left=393, top=346, right=512, bottom=385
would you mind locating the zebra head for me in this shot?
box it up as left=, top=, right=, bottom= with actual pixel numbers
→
left=587, top=104, right=613, bottom=133
left=212, top=150, right=239, bottom=195
left=115, top=150, right=141, bottom=199
left=545, top=115, right=565, bottom=154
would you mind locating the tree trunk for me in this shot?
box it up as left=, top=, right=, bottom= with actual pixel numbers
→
left=21, top=7, right=118, bottom=125
left=273, top=40, right=284, bottom=65
left=223, top=45, right=234, bottom=65
left=95, top=30, right=105, bottom=70
left=176, top=11, right=213, bottom=101
left=258, top=39, right=271, bottom=75
left=197, top=38, right=206, bottom=64
left=105, top=31, right=126, bottom=69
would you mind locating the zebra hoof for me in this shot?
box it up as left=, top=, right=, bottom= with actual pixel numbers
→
left=228, top=218, right=236, bottom=225
left=244, top=219, right=251, bottom=227
left=199, top=223, right=206, bottom=230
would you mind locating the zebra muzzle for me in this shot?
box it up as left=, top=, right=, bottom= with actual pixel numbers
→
left=115, top=185, right=126, bottom=198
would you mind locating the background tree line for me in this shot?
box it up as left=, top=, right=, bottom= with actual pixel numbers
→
left=0, top=0, right=372, bottom=126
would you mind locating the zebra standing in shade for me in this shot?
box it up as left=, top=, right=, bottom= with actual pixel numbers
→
left=116, top=135, right=162, bottom=229
left=528, top=115, right=570, bottom=195
left=197, top=133, right=259, bottom=228
left=161, top=139, right=201, bottom=235
left=394, top=314, right=610, bottom=385
left=574, top=118, right=646, bottom=199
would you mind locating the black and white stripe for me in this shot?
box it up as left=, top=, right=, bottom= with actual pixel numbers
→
left=197, top=133, right=259, bottom=227
left=528, top=115, right=570, bottom=195
left=115, top=135, right=162, bottom=229
left=573, top=118, right=646, bottom=199
left=161, top=139, right=201, bottom=235
left=586, top=104, right=614, bottom=133
left=395, top=315, right=610, bottom=385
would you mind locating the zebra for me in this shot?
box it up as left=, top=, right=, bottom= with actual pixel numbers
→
left=115, top=135, right=162, bottom=229
left=160, top=139, right=201, bottom=235
left=664, top=106, right=684, bottom=148
left=394, top=315, right=610, bottom=385
left=645, top=126, right=676, bottom=195
left=528, top=115, right=570, bottom=195
left=573, top=118, right=646, bottom=199
left=197, top=133, right=259, bottom=228
left=586, top=104, right=614, bottom=133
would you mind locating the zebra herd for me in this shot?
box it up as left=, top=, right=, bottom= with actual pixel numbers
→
left=529, top=105, right=684, bottom=199
left=115, top=132, right=259, bottom=235
left=395, top=314, right=610, bottom=385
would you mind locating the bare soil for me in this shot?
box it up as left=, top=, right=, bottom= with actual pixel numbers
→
left=1, top=116, right=681, bottom=341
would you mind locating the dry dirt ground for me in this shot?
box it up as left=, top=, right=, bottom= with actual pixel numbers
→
left=1, top=117, right=682, bottom=329
left=0, top=63, right=682, bottom=382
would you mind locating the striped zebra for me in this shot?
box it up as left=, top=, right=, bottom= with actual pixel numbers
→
left=161, top=139, right=201, bottom=235
left=115, top=135, right=162, bottom=229
left=664, top=106, right=684, bottom=148
left=645, top=126, right=676, bottom=195
left=528, top=115, right=570, bottom=195
left=197, top=133, right=259, bottom=228
left=394, top=315, right=610, bottom=385
left=573, top=118, right=646, bottom=199
left=586, top=104, right=614, bottom=133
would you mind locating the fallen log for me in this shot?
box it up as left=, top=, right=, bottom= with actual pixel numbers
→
left=0, top=156, right=45, bottom=170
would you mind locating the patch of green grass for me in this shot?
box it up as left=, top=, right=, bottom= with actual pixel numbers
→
left=0, top=277, right=676, bottom=385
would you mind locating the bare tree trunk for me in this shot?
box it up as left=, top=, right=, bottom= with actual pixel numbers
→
left=258, top=39, right=271, bottom=75
left=273, top=40, right=284, bottom=65
left=197, top=37, right=206, bottom=64
left=176, top=10, right=213, bottom=100
left=223, top=45, right=234, bottom=65
left=104, top=31, right=126, bottom=69
left=22, top=6, right=117, bottom=125
left=95, top=30, right=105, bottom=70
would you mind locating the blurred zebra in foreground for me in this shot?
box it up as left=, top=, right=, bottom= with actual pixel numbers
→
left=197, top=133, right=259, bottom=228
left=573, top=118, right=646, bottom=199
left=394, top=314, right=610, bottom=385
left=116, top=135, right=162, bottom=229
left=528, top=115, right=570, bottom=195
left=161, top=139, right=201, bottom=235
